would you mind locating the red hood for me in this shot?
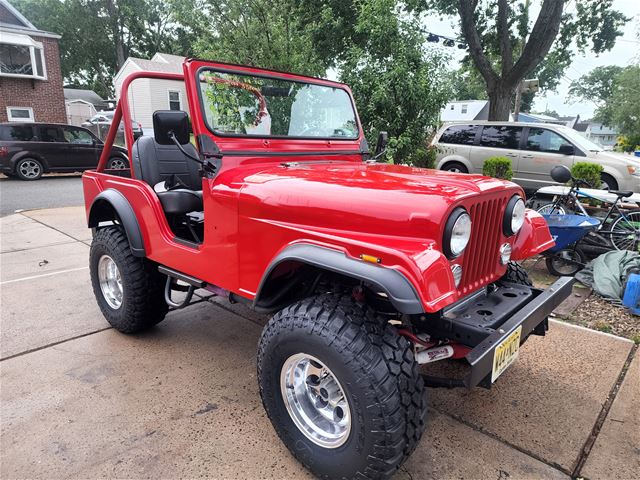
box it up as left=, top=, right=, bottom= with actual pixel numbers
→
left=237, top=161, right=523, bottom=243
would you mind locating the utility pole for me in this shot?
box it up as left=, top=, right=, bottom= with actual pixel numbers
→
left=513, top=78, right=539, bottom=121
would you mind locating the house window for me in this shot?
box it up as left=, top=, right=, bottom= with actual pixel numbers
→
left=168, top=90, right=181, bottom=111
left=6, top=106, right=34, bottom=122
left=0, top=35, right=47, bottom=80
left=461, top=104, right=468, bottom=114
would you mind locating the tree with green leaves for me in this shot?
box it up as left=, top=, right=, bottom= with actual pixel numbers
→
left=13, top=0, right=194, bottom=98
left=608, top=65, right=640, bottom=149
left=170, top=0, right=327, bottom=77
left=569, top=64, right=640, bottom=150
left=412, top=0, right=629, bottom=120
left=340, top=0, right=451, bottom=165
left=568, top=65, right=625, bottom=125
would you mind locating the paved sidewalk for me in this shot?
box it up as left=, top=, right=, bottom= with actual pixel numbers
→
left=1, top=206, right=637, bottom=479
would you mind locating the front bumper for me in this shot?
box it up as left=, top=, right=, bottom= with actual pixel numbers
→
left=420, top=276, right=574, bottom=389
left=463, top=276, right=574, bottom=388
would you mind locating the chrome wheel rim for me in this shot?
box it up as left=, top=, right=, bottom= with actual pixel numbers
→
left=19, top=160, right=40, bottom=178
left=447, top=166, right=462, bottom=173
left=280, top=353, right=351, bottom=448
left=98, top=255, right=123, bottom=309
left=109, top=158, right=127, bottom=170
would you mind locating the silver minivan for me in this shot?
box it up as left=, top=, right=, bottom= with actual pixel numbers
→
left=433, top=121, right=640, bottom=193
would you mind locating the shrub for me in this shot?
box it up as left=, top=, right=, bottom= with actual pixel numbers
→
left=571, top=162, right=603, bottom=188
left=482, top=156, right=513, bottom=180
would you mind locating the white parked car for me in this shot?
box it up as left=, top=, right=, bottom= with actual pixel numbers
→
left=432, top=121, right=640, bottom=193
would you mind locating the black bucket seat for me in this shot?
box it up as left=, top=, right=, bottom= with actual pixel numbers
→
left=132, top=136, right=203, bottom=215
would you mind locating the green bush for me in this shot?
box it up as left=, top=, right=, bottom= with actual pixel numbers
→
left=571, top=162, right=603, bottom=188
left=482, top=156, right=513, bottom=180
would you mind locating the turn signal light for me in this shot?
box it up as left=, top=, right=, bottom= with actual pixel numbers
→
left=360, top=254, right=381, bottom=264
left=0, top=147, right=8, bottom=157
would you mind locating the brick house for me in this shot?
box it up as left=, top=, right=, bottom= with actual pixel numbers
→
left=0, top=0, right=66, bottom=123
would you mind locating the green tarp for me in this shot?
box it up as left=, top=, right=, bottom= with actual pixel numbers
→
left=576, top=250, right=640, bottom=301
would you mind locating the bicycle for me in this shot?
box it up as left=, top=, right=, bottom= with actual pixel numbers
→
left=533, top=166, right=640, bottom=253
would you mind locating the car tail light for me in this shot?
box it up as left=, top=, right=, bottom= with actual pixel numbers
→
left=0, top=146, right=8, bottom=157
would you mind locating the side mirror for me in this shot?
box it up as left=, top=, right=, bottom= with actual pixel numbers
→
left=374, top=131, right=389, bottom=157
left=153, top=110, right=190, bottom=145
left=550, top=165, right=572, bottom=183
left=558, top=144, right=574, bottom=156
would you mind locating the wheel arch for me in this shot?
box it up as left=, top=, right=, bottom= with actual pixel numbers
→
left=11, top=151, right=50, bottom=173
left=254, top=244, right=423, bottom=314
left=600, top=168, right=621, bottom=189
left=436, top=155, right=472, bottom=173
left=88, top=189, right=146, bottom=257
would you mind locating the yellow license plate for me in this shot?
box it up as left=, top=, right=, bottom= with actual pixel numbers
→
left=491, top=326, right=522, bottom=383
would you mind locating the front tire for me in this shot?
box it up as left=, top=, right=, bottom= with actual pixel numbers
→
left=501, top=261, right=533, bottom=286
left=257, top=294, right=426, bottom=479
left=90, top=226, right=168, bottom=333
left=600, top=173, right=618, bottom=191
left=107, top=156, right=129, bottom=170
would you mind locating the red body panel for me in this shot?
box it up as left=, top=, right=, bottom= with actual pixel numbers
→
left=84, top=59, right=554, bottom=314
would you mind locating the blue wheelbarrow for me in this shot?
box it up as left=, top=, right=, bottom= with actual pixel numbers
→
left=542, top=214, right=601, bottom=276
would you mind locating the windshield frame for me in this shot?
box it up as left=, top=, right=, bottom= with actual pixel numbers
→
left=196, top=66, right=361, bottom=141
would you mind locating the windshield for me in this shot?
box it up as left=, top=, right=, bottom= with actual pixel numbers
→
left=556, top=125, right=603, bottom=152
left=198, top=69, right=359, bottom=139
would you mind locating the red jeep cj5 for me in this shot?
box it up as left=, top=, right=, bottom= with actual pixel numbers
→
left=83, top=59, right=573, bottom=478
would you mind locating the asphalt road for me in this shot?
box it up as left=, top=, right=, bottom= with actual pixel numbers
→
left=0, top=174, right=84, bottom=217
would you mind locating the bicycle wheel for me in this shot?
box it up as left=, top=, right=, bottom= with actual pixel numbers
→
left=609, top=212, right=640, bottom=252
left=537, top=203, right=566, bottom=215
left=545, top=248, right=585, bottom=276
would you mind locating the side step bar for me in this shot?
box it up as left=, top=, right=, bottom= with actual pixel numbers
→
left=158, top=266, right=206, bottom=288
left=159, top=266, right=205, bottom=309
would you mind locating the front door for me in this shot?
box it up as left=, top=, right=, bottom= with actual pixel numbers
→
left=518, top=127, right=575, bottom=188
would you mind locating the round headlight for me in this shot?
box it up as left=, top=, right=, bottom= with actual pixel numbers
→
left=444, top=208, right=472, bottom=258
left=504, top=195, right=525, bottom=236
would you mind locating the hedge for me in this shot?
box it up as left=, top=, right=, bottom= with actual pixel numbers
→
left=482, top=156, right=513, bottom=180
left=571, top=162, right=603, bottom=188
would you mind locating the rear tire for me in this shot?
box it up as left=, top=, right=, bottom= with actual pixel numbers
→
left=15, top=158, right=43, bottom=180
left=501, top=261, right=533, bottom=286
left=257, top=294, right=427, bottom=479
left=441, top=161, right=468, bottom=173
left=90, top=226, right=168, bottom=333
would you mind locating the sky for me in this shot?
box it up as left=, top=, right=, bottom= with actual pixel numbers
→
left=423, top=0, right=640, bottom=120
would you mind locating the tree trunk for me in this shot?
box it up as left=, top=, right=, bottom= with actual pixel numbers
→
left=488, top=85, right=514, bottom=121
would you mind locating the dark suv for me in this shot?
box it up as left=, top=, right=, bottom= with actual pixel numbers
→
left=0, top=123, right=129, bottom=180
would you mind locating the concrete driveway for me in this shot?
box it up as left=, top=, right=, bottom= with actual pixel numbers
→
left=1, top=207, right=638, bottom=479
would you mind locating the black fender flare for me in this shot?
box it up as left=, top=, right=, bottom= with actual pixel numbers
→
left=88, top=189, right=145, bottom=257
left=255, top=244, right=423, bottom=314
